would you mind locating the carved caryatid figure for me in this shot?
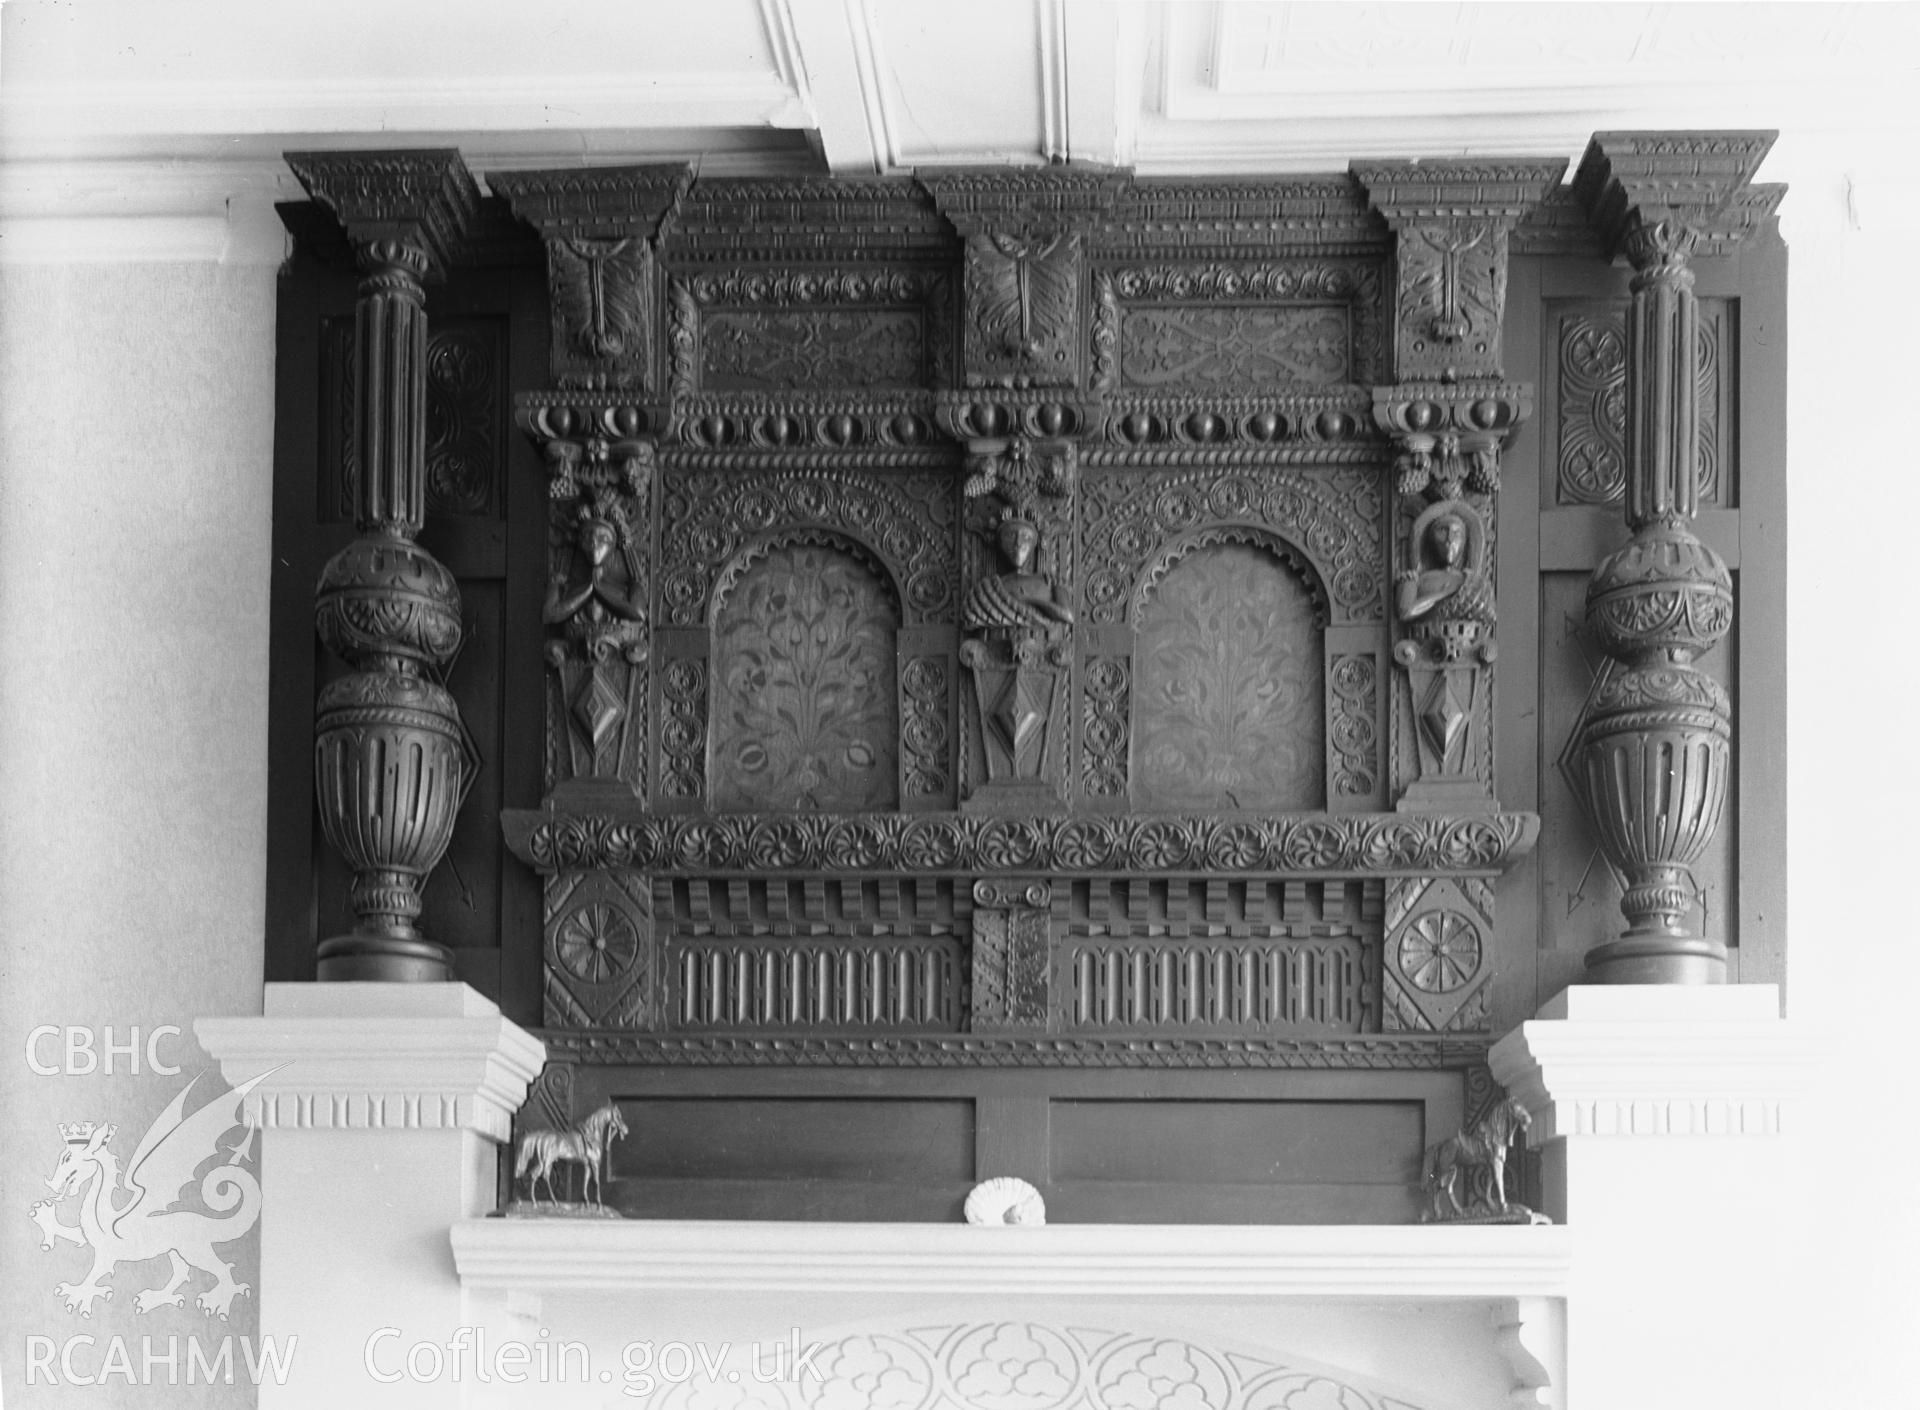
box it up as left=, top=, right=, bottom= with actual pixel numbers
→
left=545, top=507, right=646, bottom=665
left=1396, top=502, right=1493, bottom=660
left=964, top=515, right=1074, bottom=638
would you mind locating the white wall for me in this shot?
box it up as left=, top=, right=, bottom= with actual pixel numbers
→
left=0, top=256, right=279, bottom=1407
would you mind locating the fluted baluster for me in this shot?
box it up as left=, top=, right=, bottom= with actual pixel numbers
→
left=289, top=150, right=481, bottom=981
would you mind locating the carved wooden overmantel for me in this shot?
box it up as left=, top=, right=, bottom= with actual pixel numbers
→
left=266, top=132, right=1786, bottom=1220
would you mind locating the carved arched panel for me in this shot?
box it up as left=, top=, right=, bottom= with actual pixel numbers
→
left=709, top=541, right=901, bottom=812
left=1132, top=540, right=1326, bottom=811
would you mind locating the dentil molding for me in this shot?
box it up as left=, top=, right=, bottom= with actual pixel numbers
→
left=195, top=982, right=547, bottom=1144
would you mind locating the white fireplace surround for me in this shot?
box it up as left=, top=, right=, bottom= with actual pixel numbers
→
left=196, top=981, right=1809, bottom=1410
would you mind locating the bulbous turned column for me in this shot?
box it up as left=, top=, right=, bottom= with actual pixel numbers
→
left=1566, top=131, right=1772, bottom=984
left=289, top=150, right=481, bottom=981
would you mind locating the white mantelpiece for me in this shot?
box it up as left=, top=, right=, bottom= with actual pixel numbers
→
left=196, top=983, right=545, bottom=1410
left=1491, top=985, right=1810, bottom=1410
left=452, top=1217, right=1571, bottom=1299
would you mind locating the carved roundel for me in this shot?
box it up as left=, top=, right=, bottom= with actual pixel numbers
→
left=554, top=902, right=641, bottom=985
left=1396, top=910, right=1482, bottom=994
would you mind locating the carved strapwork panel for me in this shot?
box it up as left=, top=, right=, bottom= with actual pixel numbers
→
left=489, top=165, right=692, bottom=392
left=1549, top=299, right=1733, bottom=508
left=666, top=266, right=956, bottom=395
left=544, top=870, right=657, bottom=1029
left=1382, top=875, right=1495, bottom=1033
left=971, top=878, right=1052, bottom=1031
left=517, top=396, right=664, bottom=803
left=921, top=168, right=1128, bottom=389
left=1092, top=259, right=1388, bottom=393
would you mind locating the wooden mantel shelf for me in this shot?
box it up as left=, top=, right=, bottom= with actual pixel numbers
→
left=450, top=1219, right=1571, bottom=1299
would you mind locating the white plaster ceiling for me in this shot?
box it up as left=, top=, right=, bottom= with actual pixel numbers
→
left=1, top=2, right=1916, bottom=217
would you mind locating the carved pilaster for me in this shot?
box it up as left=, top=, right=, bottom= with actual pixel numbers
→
left=940, top=396, right=1083, bottom=810
left=970, top=879, right=1052, bottom=1031
left=489, top=166, right=692, bottom=392
left=291, top=149, right=482, bottom=982
left=921, top=169, right=1128, bottom=389
left=1563, top=132, right=1773, bottom=985
left=1356, top=161, right=1561, bottom=812
left=517, top=396, right=663, bottom=804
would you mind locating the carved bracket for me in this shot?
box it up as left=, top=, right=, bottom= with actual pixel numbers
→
left=921, top=168, right=1129, bottom=389
left=1352, top=159, right=1565, bottom=383
left=491, top=165, right=693, bottom=392
left=970, top=879, right=1052, bottom=1031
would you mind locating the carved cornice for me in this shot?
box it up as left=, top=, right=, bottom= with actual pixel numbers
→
left=918, top=166, right=1133, bottom=236
left=1572, top=131, right=1777, bottom=258
left=539, top=1030, right=1493, bottom=1069
left=1351, top=160, right=1568, bottom=225
left=487, top=163, right=692, bottom=240
left=283, top=148, right=481, bottom=274
left=502, top=808, right=1539, bottom=877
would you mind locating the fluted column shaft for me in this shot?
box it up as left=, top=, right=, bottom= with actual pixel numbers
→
left=288, top=150, right=481, bottom=982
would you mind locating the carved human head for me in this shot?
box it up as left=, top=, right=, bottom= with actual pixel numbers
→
left=1427, top=514, right=1467, bottom=567
left=577, top=515, right=619, bottom=563
left=997, top=516, right=1040, bottom=570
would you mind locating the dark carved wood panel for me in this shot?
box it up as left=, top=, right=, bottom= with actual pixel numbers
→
left=1132, top=542, right=1325, bottom=811
left=710, top=543, right=900, bottom=812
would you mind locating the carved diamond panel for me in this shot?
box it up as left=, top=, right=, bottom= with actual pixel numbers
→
left=701, top=310, right=924, bottom=390
left=543, top=870, right=655, bottom=1029
left=1120, top=306, right=1351, bottom=387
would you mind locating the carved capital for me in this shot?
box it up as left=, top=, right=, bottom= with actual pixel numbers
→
left=1571, top=131, right=1776, bottom=261
left=1373, top=383, right=1531, bottom=500
left=1354, top=160, right=1565, bottom=382
left=492, top=166, right=692, bottom=392
left=285, top=148, right=481, bottom=278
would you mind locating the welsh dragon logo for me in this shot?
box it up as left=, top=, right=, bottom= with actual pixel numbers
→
left=29, top=1070, right=268, bottom=1319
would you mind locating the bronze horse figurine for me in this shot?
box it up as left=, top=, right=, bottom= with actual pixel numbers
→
left=514, top=1102, right=629, bottom=1208
left=1422, top=1096, right=1537, bottom=1223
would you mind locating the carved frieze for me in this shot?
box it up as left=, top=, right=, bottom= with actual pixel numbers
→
left=504, top=808, right=1541, bottom=878
left=490, top=165, right=692, bottom=391
left=669, top=266, right=955, bottom=394
left=1099, top=260, right=1387, bottom=387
